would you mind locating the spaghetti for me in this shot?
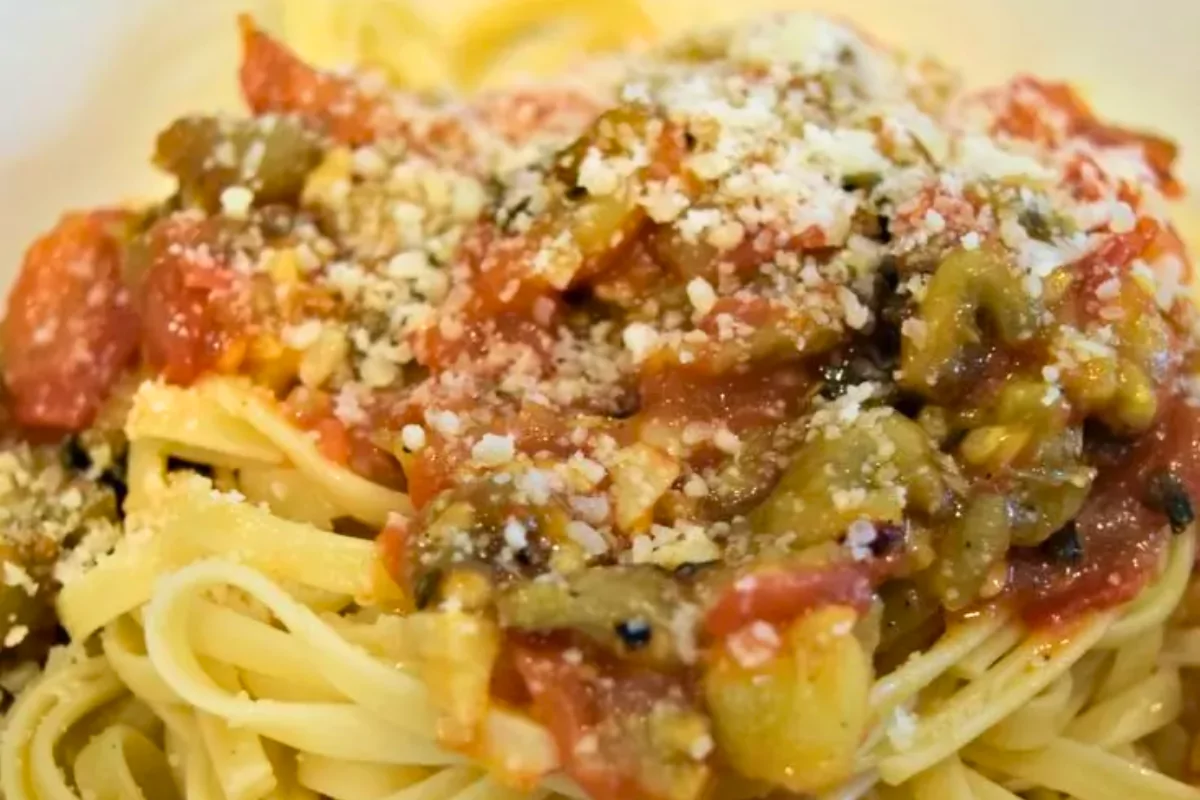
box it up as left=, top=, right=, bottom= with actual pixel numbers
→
left=2, top=7, right=1200, bottom=800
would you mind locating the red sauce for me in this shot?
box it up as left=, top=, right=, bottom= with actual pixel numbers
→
left=991, top=77, right=1180, bottom=196
left=592, top=240, right=676, bottom=304
left=1062, top=153, right=1110, bottom=202
left=2, top=211, right=140, bottom=430
left=704, top=562, right=875, bottom=638
left=471, top=88, right=602, bottom=145
left=395, top=399, right=582, bottom=510
left=636, top=358, right=811, bottom=437
left=1011, top=396, right=1200, bottom=627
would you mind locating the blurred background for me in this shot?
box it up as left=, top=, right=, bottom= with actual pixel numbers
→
left=1, top=0, right=1197, bottom=273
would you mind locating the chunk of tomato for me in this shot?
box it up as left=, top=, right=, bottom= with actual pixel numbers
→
left=137, top=216, right=251, bottom=385
left=2, top=211, right=139, bottom=430
left=511, top=644, right=612, bottom=792
left=511, top=641, right=709, bottom=800
left=238, top=16, right=400, bottom=146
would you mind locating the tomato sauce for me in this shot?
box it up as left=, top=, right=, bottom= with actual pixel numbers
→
left=403, top=436, right=467, bottom=510
left=472, top=88, right=602, bottom=146
left=377, top=513, right=414, bottom=591
left=1069, top=217, right=1160, bottom=311
left=636, top=358, right=812, bottom=435
left=391, top=399, right=581, bottom=510
left=1010, top=396, right=1200, bottom=626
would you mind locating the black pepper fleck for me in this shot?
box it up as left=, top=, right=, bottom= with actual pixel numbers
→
left=614, top=618, right=653, bottom=650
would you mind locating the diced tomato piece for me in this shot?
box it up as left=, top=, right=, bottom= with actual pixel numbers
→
left=512, top=644, right=617, bottom=799
left=411, top=224, right=562, bottom=372
left=238, top=16, right=402, bottom=146
left=137, top=216, right=252, bottom=385
left=704, top=563, right=874, bottom=639
left=2, top=211, right=139, bottom=430
left=511, top=641, right=707, bottom=800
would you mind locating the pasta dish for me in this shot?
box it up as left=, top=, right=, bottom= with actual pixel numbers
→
left=3, top=7, right=1200, bottom=800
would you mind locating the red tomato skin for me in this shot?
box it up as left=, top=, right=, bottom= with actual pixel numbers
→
left=3, top=211, right=139, bottom=430
left=137, top=216, right=251, bottom=386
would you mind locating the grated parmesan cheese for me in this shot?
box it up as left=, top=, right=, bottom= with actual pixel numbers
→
left=400, top=424, right=427, bottom=452
left=219, top=185, right=254, bottom=218
left=471, top=434, right=516, bottom=466
left=686, top=277, right=718, bottom=316
left=565, top=520, right=609, bottom=556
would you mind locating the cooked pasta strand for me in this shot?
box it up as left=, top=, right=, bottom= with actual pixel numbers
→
left=966, top=738, right=1200, bottom=800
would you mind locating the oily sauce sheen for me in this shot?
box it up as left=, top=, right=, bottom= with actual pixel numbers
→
left=6, top=15, right=1200, bottom=800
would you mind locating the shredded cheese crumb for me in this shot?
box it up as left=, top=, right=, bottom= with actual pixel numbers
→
left=727, top=621, right=781, bottom=669
left=503, top=518, right=529, bottom=550
left=686, top=277, right=718, bottom=316
left=472, top=434, right=516, bottom=466
left=219, top=186, right=254, bottom=218
left=622, top=322, right=661, bottom=364
left=565, top=520, right=609, bottom=556
left=400, top=425, right=427, bottom=452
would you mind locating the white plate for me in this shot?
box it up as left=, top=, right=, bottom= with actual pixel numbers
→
left=0, top=0, right=1196, bottom=276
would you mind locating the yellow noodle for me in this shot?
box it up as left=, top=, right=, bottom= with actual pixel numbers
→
left=966, top=738, right=1200, bottom=800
